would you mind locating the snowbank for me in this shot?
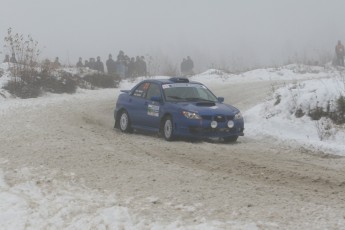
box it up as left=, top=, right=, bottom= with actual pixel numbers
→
left=245, top=77, right=345, bottom=155
left=191, top=64, right=335, bottom=85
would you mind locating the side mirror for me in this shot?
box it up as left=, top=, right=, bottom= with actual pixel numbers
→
left=151, top=96, right=162, bottom=103
left=217, top=97, right=224, bottom=103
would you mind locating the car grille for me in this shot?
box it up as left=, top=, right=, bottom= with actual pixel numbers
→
left=201, top=115, right=212, bottom=120
left=201, top=115, right=234, bottom=121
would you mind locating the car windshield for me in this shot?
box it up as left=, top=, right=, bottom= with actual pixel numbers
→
left=162, top=83, right=218, bottom=102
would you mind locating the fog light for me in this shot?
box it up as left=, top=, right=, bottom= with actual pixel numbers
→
left=227, top=120, right=234, bottom=128
left=211, top=121, right=218, bottom=128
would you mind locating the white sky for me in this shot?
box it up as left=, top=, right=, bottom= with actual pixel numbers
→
left=1, top=0, right=345, bottom=70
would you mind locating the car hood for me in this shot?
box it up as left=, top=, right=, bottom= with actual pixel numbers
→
left=177, top=101, right=239, bottom=115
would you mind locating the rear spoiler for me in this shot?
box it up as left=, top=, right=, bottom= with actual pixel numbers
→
left=120, top=90, right=131, bottom=93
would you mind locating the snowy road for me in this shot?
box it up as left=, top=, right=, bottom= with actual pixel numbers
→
left=1, top=78, right=345, bottom=229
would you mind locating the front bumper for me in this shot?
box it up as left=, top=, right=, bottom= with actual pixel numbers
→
left=174, top=117, right=244, bottom=138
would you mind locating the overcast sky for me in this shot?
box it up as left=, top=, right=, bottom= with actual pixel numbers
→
left=1, top=0, right=345, bottom=71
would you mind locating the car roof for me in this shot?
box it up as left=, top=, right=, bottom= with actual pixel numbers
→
left=143, top=77, right=202, bottom=86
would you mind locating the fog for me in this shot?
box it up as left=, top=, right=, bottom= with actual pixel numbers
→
left=1, top=0, right=345, bottom=72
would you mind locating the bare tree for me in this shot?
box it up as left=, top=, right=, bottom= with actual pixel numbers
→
left=4, top=27, right=41, bottom=83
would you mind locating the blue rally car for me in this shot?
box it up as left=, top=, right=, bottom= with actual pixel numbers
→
left=114, top=77, right=244, bottom=142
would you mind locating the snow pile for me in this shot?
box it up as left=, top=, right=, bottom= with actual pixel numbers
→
left=245, top=77, right=345, bottom=155
left=269, top=78, right=344, bottom=116
left=191, top=64, right=334, bottom=85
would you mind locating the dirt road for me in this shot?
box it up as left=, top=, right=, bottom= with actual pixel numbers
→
left=1, top=81, right=345, bottom=229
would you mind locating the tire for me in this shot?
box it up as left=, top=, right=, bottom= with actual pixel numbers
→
left=118, top=110, right=132, bottom=133
left=223, top=136, right=238, bottom=143
left=162, top=116, right=175, bottom=141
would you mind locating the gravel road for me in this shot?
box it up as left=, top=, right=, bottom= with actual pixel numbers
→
left=1, top=81, right=345, bottom=229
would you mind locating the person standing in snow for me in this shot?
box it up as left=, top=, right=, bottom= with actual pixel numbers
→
left=10, top=53, right=17, bottom=63
left=53, top=57, right=61, bottom=68
left=106, top=54, right=116, bottom=75
left=3, top=54, right=10, bottom=62
left=115, top=57, right=126, bottom=78
left=186, top=56, right=194, bottom=75
left=95, top=56, right=104, bottom=73
left=335, top=40, right=345, bottom=66
left=89, top=58, right=96, bottom=70
left=84, top=60, right=89, bottom=68
left=117, top=50, right=125, bottom=62
left=76, top=57, right=83, bottom=68
left=180, top=58, right=187, bottom=76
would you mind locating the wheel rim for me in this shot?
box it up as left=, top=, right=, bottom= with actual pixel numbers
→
left=120, top=113, right=128, bottom=131
left=164, top=119, right=172, bottom=138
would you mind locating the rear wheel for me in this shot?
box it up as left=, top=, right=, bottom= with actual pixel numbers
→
left=162, top=116, right=175, bottom=141
left=223, top=136, right=238, bottom=143
left=118, top=110, right=132, bottom=133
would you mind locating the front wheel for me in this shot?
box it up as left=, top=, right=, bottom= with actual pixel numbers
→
left=162, top=116, right=175, bottom=141
left=223, top=136, right=238, bottom=143
left=118, top=110, right=132, bottom=133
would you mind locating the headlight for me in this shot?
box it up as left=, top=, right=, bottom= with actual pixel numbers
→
left=182, top=111, right=201, bottom=119
left=227, top=120, right=234, bottom=128
left=234, top=112, right=243, bottom=120
left=211, top=121, right=218, bottom=128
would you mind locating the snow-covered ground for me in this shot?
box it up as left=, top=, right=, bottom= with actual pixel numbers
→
left=1, top=63, right=345, bottom=229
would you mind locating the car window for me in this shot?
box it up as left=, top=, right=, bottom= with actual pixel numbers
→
left=196, top=87, right=213, bottom=100
left=132, top=82, right=150, bottom=98
left=146, top=83, right=161, bottom=100
left=163, top=83, right=218, bottom=102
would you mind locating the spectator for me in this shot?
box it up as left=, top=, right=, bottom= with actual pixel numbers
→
left=185, top=56, right=194, bottom=75
left=53, top=57, right=61, bottom=68
left=180, top=58, right=187, bottom=75
left=95, top=56, right=104, bottom=72
left=76, top=57, right=83, bottom=68
left=117, top=50, right=125, bottom=61
left=89, top=58, right=96, bottom=70
left=115, top=57, right=126, bottom=78
left=335, top=40, right=345, bottom=66
left=10, top=53, right=17, bottom=63
left=106, top=54, right=116, bottom=75
left=3, top=54, right=10, bottom=63
left=84, top=60, right=89, bottom=68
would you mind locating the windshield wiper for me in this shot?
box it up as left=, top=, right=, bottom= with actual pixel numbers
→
left=167, top=96, right=183, bottom=100
left=185, top=97, right=215, bottom=102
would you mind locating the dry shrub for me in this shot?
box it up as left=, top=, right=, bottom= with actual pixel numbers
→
left=3, top=80, right=41, bottom=98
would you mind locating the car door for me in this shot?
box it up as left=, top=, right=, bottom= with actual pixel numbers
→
left=127, top=82, right=150, bottom=127
left=144, top=83, right=162, bottom=129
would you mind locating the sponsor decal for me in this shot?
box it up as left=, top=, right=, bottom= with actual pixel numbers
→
left=148, top=104, right=160, bottom=117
